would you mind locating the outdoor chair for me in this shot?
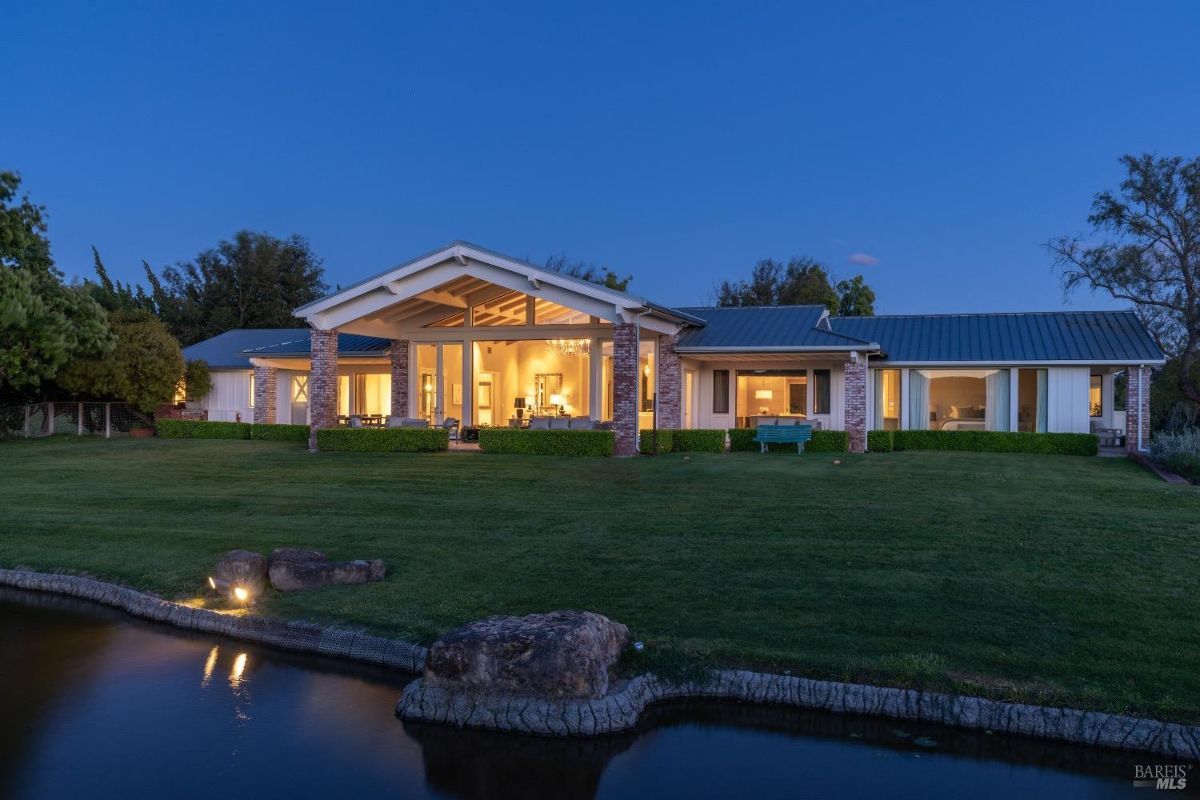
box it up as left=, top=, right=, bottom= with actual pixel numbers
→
left=387, top=417, right=429, bottom=428
left=442, top=417, right=460, bottom=442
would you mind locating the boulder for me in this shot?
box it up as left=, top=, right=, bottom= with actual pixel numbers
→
left=268, top=556, right=386, bottom=592
left=268, top=547, right=329, bottom=566
left=213, top=550, right=268, bottom=597
left=424, top=611, right=630, bottom=699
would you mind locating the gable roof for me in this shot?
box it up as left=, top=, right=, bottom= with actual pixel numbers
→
left=829, top=310, right=1165, bottom=364
left=673, top=306, right=876, bottom=351
left=181, top=329, right=308, bottom=369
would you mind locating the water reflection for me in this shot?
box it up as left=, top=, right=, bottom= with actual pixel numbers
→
left=0, top=588, right=1168, bottom=800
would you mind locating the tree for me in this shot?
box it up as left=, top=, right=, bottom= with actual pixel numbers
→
left=155, top=231, right=327, bottom=345
left=544, top=254, right=632, bottom=292
left=836, top=275, right=876, bottom=316
left=83, top=246, right=159, bottom=314
left=714, top=257, right=862, bottom=314
left=0, top=172, right=113, bottom=399
left=56, top=310, right=184, bottom=413
left=182, top=358, right=213, bottom=402
left=1049, top=154, right=1200, bottom=406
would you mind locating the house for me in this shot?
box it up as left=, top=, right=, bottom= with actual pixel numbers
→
left=182, top=241, right=1166, bottom=454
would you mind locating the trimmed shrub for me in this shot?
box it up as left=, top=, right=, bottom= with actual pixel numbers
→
left=727, top=427, right=848, bottom=453
left=867, top=429, right=894, bottom=452
left=155, top=419, right=251, bottom=439
left=639, top=429, right=673, bottom=454
left=316, top=427, right=449, bottom=452
left=251, top=423, right=310, bottom=442
left=479, top=428, right=615, bottom=456
left=892, top=430, right=1098, bottom=456
left=671, top=429, right=727, bottom=453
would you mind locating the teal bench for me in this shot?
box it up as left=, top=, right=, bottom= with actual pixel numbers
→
left=753, top=424, right=813, bottom=454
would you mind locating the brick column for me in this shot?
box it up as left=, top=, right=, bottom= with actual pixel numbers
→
left=1126, top=365, right=1151, bottom=453
left=308, top=328, right=339, bottom=451
left=390, top=339, right=410, bottom=419
left=844, top=356, right=867, bottom=454
left=612, top=322, right=639, bottom=457
left=253, top=365, right=277, bottom=424
left=656, top=333, right=682, bottom=429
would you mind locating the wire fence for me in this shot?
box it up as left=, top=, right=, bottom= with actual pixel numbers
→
left=0, top=402, right=152, bottom=439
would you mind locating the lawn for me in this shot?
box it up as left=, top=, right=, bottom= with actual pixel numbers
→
left=1, top=437, right=1198, bottom=723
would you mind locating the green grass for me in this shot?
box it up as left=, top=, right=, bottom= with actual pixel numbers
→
left=2, top=437, right=1198, bottom=723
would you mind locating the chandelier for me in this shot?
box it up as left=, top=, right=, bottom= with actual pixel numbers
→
left=546, top=338, right=591, bottom=358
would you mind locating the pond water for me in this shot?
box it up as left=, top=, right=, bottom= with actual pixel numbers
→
left=0, top=588, right=1180, bottom=799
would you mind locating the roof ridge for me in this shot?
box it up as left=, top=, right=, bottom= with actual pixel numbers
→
left=831, top=309, right=1137, bottom=321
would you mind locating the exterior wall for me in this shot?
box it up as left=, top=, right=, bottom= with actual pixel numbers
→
left=843, top=358, right=866, bottom=453
left=308, top=328, right=339, bottom=450
left=656, top=333, right=682, bottom=429
left=1045, top=366, right=1091, bottom=433
left=612, top=322, right=639, bottom=456
left=391, top=340, right=410, bottom=418
left=253, top=365, right=277, bottom=424
left=1126, top=365, right=1151, bottom=452
left=199, top=370, right=254, bottom=422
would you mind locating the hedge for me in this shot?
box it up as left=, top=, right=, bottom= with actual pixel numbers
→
left=1160, top=454, right=1200, bottom=482
left=250, top=423, right=310, bottom=442
left=867, top=429, right=894, bottom=452
left=155, top=419, right=251, bottom=439
left=891, top=430, right=1099, bottom=456
left=478, top=428, right=614, bottom=456
left=638, top=429, right=673, bottom=455
left=672, top=429, right=727, bottom=453
left=727, top=427, right=849, bottom=453
left=315, top=427, right=449, bottom=452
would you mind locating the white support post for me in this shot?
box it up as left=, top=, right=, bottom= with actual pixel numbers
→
left=435, top=343, right=445, bottom=424
left=899, top=369, right=911, bottom=429
left=461, top=340, right=473, bottom=427
left=1009, top=368, right=1020, bottom=432
left=105, top=403, right=112, bottom=438
left=589, top=336, right=602, bottom=419
left=78, top=402, right=84, bottom=436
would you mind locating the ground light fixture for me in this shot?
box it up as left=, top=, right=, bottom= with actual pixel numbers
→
left=207, top=576, right=255, bottom=605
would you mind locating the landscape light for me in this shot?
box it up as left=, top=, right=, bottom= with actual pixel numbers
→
left=207, top=576, right=216, bottom=590
left=233, top=586, right=250, bottom=603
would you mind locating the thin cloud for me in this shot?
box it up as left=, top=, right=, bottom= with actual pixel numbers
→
left=847, top=252, right=880, bottom=266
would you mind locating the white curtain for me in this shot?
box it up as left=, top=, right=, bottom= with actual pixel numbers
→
left=985, top=369, right=1011, bottom=431
left=907, top=370, right=929, bottom=430
left=1036, top=369, right=1048, bottom=433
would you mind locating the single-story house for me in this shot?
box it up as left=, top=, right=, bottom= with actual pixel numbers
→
left=182, top=241, right=1165, bottom=454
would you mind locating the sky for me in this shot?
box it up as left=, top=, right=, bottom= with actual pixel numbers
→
left=5, top=1, right=1199, bottom=314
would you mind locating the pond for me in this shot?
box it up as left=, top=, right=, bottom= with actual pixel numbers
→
left=0, top=588, right=1173, bottom=799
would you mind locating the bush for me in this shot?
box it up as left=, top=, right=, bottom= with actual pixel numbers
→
left=316, top=427, right=449, bottom=452
left=639, top=429, right=673, bottom=454
left=671, top=429, right=727, bottom=453
left=183, top=359, right=213, bottom=401
left=892, top=430, right=1098, bottom=456
left=251, top=423, right=310, bottom=442
left=868, top=429, right=894, bottom=452
left=1162, top=454, right=1200, bottom=482
left=1151, top=427, right=1200, bottom=481
left=479, top=428, right=614, bottom=456
left=155, top=419, right=251, bottom=439
left=727, top=427, right=848, bottom=453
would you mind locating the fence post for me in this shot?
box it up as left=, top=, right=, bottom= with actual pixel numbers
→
left=24, top=405, right=31, bottom=438
left=105, top=403, right=111, bottom=439
left=78, top=402, right=84, bottom=436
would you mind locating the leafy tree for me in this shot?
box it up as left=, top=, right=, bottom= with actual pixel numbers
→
left=544, top=253, right=632, bottom=291
left=182, top=358, right=213, bottom=402
left=56, top=310, right=184, bottom=413
left=715, top=257, right=858, bottom=313
left=836, top=275, right=876, bottom=316
left=0, top=172, right=113, bottom=399
left=84, top=246, right=159, bottom=314
left=1049, top=154, right=1200, bottom=406
left=155, top=231, right=327, bottom=345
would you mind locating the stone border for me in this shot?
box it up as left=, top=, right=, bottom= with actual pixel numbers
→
left=4, top=568, right=1198, bottom=760
left=0, top=569, right=425, bottom=673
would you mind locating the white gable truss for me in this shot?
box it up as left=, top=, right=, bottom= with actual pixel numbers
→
left=294, top=242, right=689, bottom=337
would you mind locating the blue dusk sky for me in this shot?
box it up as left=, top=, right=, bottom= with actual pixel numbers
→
left=5, top=1, right=1199, bottom=314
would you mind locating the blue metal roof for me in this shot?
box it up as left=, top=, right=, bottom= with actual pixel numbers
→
left=673, top=306, right=875, bottom=350
left=181, top=329, right=308, bottom=369
left=243, top=333, right=392, bottom=358
left=828, top=311, right=1164, bottom=363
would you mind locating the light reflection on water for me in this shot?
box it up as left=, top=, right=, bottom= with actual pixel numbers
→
left=0, top=588, right=1166, bottom=799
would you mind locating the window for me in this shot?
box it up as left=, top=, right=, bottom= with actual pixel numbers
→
left=813, top=370, right=831, bottom=415
left=735, top=370, right=808, bottom=426
left=1090, top=374, right=1103, bottom=417
left=1017, top=368, right=1047, bottom=432
left=910, top=368, right=1010, bottom=431
left=713, top=370, right=730, bottom=414
left=873, top=369, right=900, bottom=430
left=534, top=298, right=590, bottom=325
left=292, top=376, right=309, bottom=403
left=248, top=372, right=255, bottom=408
left=473, top=291, right=527, bottom=326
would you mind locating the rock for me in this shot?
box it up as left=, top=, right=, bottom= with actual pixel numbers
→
left=268, top=547, right=328, bottom=566
left=424, top=611, right=630, bottom=699
left=268, top=556, right=385, bottom=592
left=213, top=550, right=268, bottom=597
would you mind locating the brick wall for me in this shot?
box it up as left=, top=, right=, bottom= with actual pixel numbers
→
left=308, top=328, right=339, bottom=450
left=1126, top=365, right=1151, bottom=452
left=656, top=333, right=682, bottom=429
left=390, top=339, right=410, bottom=419
left=253, top=365, right=277, bottom=424
left=154, top=405, right=209, bottom=421
left=612, top=322, right=639, bottom=456
left=844, top=357, right=867, bottom=454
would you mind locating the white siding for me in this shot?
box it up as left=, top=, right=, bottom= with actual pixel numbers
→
left=200, top=370, right=253, bottom=422
left=1046, top=366, right=1090, bottom=433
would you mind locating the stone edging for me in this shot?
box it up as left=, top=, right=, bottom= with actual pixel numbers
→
left=5, top=568, right=1198, bottom=760
left=0, top=569, right=425, bottom=673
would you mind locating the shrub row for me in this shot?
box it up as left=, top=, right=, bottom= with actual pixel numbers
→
left=869, top=429, right=1099, bottom=456
left=251, top=423, right=310, bottom=442
left=637, top=429, right=728, bottom=454
left=155, top=419, right=251, bottom=439
left=315, top=427, right=448, bottom=452
left=726, top=427, right=849, bottom=453
left=1161, top=454, right=1200, bottom=482
left=478, top=428, right=615, bottom=456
